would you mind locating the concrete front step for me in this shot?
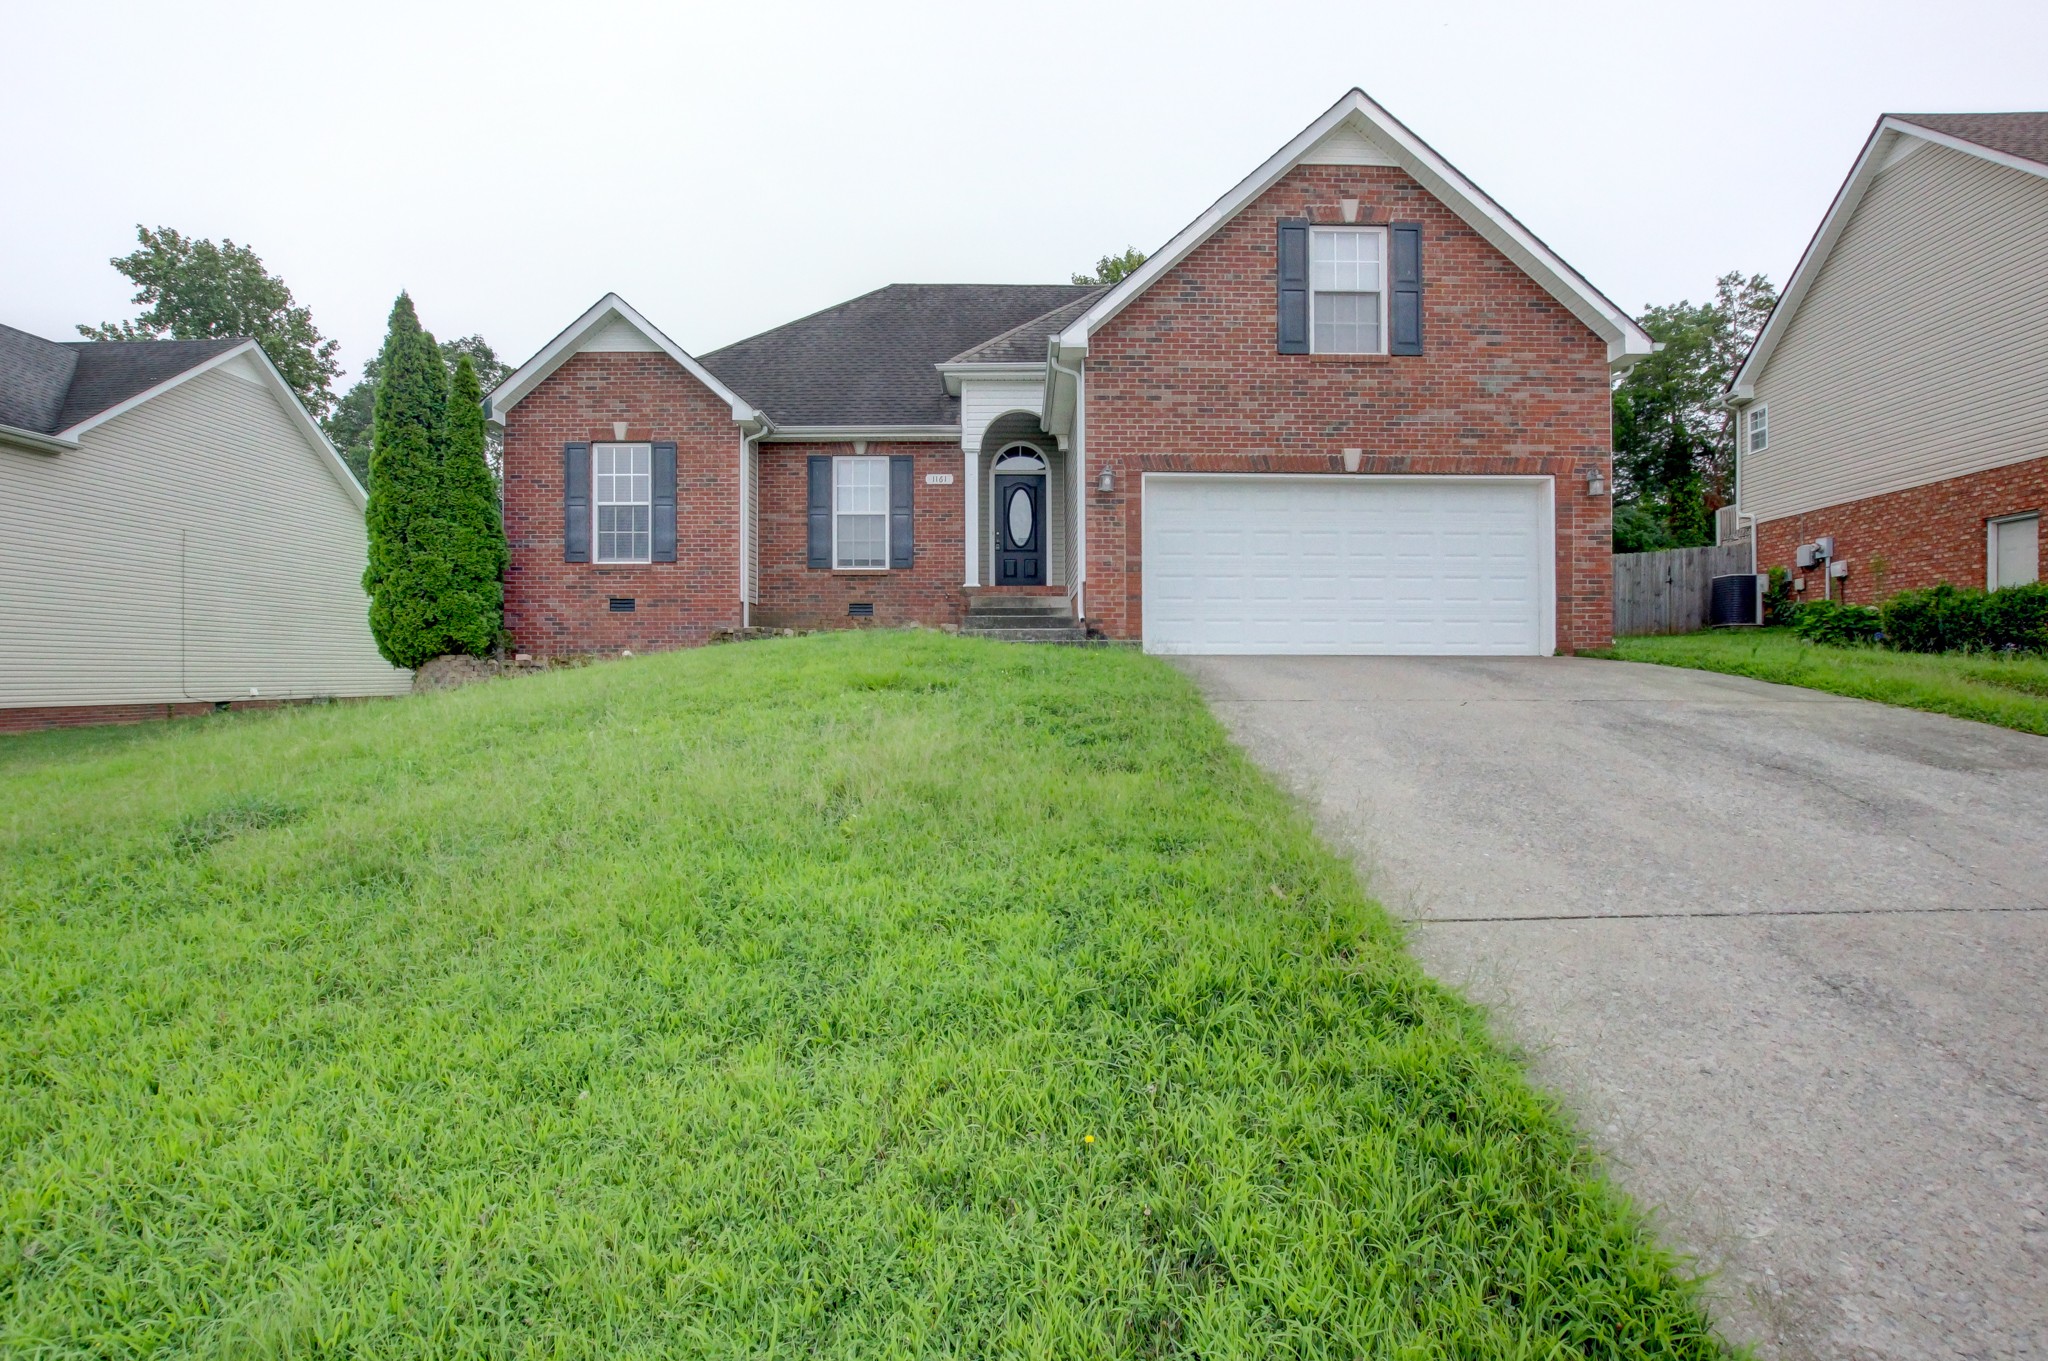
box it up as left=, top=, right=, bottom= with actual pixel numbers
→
left=958, top=625, right=1089, bottom=644
left=965, top=611, right=1079, bottom=626
left=964, top=596, right=1073, bottom=614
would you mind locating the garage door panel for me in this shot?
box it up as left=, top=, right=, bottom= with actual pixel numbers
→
left=1143, top=476, right=1548, bottom=656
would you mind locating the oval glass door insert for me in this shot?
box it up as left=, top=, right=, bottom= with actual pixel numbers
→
left=1007, top=485, right=1034, bottom=547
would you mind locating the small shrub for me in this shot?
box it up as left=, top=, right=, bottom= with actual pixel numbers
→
left=1762, top=566, right=1797, bottom=626
left=1982, top=581, right=2048, bottom=652
left=1790, top=599, right=1882, bottom=647
left=1881, top=582, right=1991, bottom=654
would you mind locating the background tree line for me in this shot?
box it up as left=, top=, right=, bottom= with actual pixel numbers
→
left=1610, top=271, right=1777, bottom=552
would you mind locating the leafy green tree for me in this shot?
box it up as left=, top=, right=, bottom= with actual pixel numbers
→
left=437, top=354, right=508, bottom=655
left=1609, top=271, right=1776, bottom=549
left=363, top=293, right=456, bottom=669
left=82, top=226, right=343, bottom=419
left=1071, top=248, right=1148, bottom=286
left=326, top=333, right=511, bottom=486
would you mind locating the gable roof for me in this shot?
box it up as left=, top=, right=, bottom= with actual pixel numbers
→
left=1889, top=113, right=2048, bottom=168
left=1729, top=112, right=2048, bottom=400
left=0, top=322, right=368, bottom=506
left=945, top=289, right=1107, bottom=366
left=486, top=293, right=766, bottom=428
left=0, top=323, right=245, bottom=436
left=699, top=283, right=1099, bottom=427
left=1052, top=88, right=1654, bottom=370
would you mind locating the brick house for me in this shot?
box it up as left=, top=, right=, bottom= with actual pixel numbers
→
left=1725, top=113, right=2048, bottom=602
left=487, top=89, right=1651, bottom=656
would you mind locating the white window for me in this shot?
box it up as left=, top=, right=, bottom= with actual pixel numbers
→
left=1748, top=405, right=1768, bottom=453
left=593, top=442, right=652, bottom=563
left=834, top=456, right=890, bottom=569
left=1989, top=513, right=2039, bottom=590
left=1311, top=227, right=1388, bottom=354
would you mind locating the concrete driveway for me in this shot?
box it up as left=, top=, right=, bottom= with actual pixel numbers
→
left=1181, top=655, right=2048, bottom=1361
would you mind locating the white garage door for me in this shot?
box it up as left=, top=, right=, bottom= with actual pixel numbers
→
left=1143, top=475, right=1552, bottom=655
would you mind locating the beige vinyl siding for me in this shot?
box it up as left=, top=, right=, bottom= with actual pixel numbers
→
left=0, top=359, right=410, bottom=708
left=1745, top=142, right=2048, bottom=522
left=960, top=379, right=1045, bottom=462
left=978, top=443, right=1067, bottom=588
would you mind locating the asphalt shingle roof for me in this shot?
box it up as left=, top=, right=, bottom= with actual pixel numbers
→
left=0, top=323, right=79, bottom=433
left=698, top=283, right=1099, bottom=427
left=0, top=321, right=247, bottom=435
left=946, top=290, right=1107, bottom=365
left=1890, top=112, right=2048, bottom=167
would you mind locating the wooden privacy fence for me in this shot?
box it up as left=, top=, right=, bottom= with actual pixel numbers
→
left=1612, top=544, right=1754, bottom=636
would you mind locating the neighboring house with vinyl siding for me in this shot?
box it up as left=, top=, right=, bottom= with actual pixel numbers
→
left=1726, top=113, right=2048, bottom=601
left=489, top=89, right=1651, bottom=657
left=0, top=323, right=411, bottom=732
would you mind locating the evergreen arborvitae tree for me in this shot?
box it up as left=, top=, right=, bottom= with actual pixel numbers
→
left=362, top=293, right=453, bottom=669
left=438, top=353, right=507, bottom=655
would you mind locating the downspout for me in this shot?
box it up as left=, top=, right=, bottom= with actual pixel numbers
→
left=740, top=418, right=768, bottom=630
left=1048, top=349, right=1085, bottom=623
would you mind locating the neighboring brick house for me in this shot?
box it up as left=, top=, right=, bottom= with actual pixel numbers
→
left=1725, top=113, right=2048, bottom=603
left=487, top=89, right=1652, bottom=656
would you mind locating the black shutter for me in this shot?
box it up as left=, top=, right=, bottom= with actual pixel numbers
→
left=889, top=455, right=914, bottom=569
left=807, top=456, right=832, bottom=569
left=1276, top=218, right=1310, bottom=354
left=651, top=441, right=677, bottom=562
left=563, top=442, right=591, bottom=562
left=1390, top=222, right=1423, bottom=355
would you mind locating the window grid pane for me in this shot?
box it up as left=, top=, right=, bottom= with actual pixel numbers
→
left=1309, top=229, right=1386, bottom=354
left=593, top=442, right=653, bottom=562
left=1313, top=290, right=1382, bottom=354
left=835, top=457, right=891, bottom=568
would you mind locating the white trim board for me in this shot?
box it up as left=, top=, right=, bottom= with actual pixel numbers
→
left=486, top=293, right=767, bottom=429
left=1730, top=116, right=2048, bottom=402
left=1054, top=90, right=1653, bottom=372
left=760, top=425, right=961, bottom=443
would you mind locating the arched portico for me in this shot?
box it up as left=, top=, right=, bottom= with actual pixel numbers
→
left=966, top=411, right=1067, bottom=590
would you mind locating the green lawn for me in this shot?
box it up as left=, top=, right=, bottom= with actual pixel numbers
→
left=1594, top=628, right=2048, bottom=736
left=2, top=633, right=1721, bottom=1358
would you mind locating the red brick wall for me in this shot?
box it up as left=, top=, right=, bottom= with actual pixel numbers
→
left=1082, top=162, right=1615, bottom=651
left=502, top=352, right=743, bottom=654
left=0, top=698, right=299, bottom=735
left=753, top=442, right=968, bottom=629
left=1757, top=457, right=2047, bottom=605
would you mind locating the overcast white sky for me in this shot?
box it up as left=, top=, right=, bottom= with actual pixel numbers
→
left=5, top=0, right=2044, bottom=391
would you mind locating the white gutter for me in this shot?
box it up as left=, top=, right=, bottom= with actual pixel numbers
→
left=762, top=424, right=960, bottom=442
left=0, top=423, right=77, bottom=454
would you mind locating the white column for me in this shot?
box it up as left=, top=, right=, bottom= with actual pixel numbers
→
left=962, top=442, right=980, bottom=587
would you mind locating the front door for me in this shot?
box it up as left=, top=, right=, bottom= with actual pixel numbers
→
left=994, top=474, right=1046, bottom=585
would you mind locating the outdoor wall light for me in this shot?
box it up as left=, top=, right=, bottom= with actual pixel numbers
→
left=1585, top=469, right=1608, bottom=496
left=1096, top=466, right=1115, bottom=493
left=1342, top=447, right=1363, bottom=472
